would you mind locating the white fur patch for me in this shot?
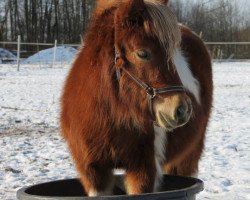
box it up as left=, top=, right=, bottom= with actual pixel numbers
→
left=88, top=189, right=113, bottom=197
left=89, top=190, right=98, bottom=197
left=88, top=178, right=114, bottom=197
left=191, top=171, right=198, bottom=178
left=173, top=49, right=200, bottom=104
left=153, top=124, right=167, bottom=191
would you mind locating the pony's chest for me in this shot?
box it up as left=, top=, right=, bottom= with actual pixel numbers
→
left=108, top=127, right=167, bottom=168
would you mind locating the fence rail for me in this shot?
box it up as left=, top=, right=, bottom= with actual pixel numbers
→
left=0, top=37, right=82, bottom=69
left=205, top=42, right=250, bottom=45
left=1, top=38, right=250, bottom=70
left=205, top=42, right=250, bottom=60
left=0, top=41, right=80, bottom=47
left=2, top=41, right=250, bottom=46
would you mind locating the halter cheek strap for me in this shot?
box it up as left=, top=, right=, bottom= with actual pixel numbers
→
left=115, top=51, right=187, bottom=118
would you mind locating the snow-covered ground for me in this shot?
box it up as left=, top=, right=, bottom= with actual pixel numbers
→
left=0, top=62, right=250, bottom=200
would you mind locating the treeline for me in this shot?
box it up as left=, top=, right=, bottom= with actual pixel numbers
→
left=0, top=0, right=95, bottom=43
left=170, top=0, right=250, bottom=59
left=0, top=0, right=250, bottom=44
left=169, top=0, right=250, bottom=42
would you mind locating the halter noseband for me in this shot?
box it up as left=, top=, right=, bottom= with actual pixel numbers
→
left=115, top=51, right=187, bottom=119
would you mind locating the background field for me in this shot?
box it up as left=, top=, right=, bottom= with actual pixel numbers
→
left=0, top=61, right=249, bottom=200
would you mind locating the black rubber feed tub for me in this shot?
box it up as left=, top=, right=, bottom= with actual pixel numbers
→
left=17, top=175, right=203, bottom=200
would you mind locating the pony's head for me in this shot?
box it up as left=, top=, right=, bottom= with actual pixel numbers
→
left=103, top=0, right=197, bottom=130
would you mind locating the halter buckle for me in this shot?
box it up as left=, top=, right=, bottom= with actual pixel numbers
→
left=116, top=68, right=121, bottom=81
left=145, top=86, right=156, bottom=99
left=115, top=52, right=119, bottom=64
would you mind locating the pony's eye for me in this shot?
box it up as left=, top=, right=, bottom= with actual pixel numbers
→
left=136, top=50, right=151, bottom=60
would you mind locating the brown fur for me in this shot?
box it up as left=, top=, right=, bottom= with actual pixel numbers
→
left=61, top=0, right=213, bottom=195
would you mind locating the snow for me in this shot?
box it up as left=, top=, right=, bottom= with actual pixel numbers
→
left=22, top=46, right=77, bottom=64
left=0, top=62, right=250, bottom=200
left=199, top=62, right=250, bottom=200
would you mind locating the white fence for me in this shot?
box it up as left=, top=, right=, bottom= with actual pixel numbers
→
left=206, top=42, right=250, bottom=61
left=0, top=37, right=81, bottom=70
left=1, top=38, right=250, bottom=71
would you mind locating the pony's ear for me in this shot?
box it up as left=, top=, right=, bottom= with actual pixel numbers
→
left=95, top=0, right=120, bottom=15
left=97, top=0, right=145, bottom=15
left=144, top=0, right=169, bottom=5
left=128, top=0, right=145, bottom=8
left=159, top=0, right=169, bottom=4
left=114, top=0, right=146, bottom=29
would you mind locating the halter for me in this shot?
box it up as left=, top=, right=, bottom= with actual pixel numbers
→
left=115, top=51, right=187, bottom=118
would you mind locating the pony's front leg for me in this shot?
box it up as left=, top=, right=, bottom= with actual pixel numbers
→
left=125, top=161, right=156, bottom=194
left=79, top=162, right=114, bottom=197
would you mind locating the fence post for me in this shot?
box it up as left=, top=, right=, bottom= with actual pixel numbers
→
left=37, top=42, right=41, bottom=69
left=199, top=31, right=203, bottom=38
left=80, top=34, right=84, bottom=45
left=52, top=39, right=57, bottom=68
left=17, top=35, right=21, bottom=71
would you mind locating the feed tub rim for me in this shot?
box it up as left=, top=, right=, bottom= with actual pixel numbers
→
left=17, top=175, right=204, bottom=200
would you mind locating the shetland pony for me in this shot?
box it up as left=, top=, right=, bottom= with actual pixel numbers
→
left=61, top=0, right=213, bottom=196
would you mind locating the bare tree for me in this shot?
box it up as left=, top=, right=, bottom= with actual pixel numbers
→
left=1, top=0, right=248, bottom=45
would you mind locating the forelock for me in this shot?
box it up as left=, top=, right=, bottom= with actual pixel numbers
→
left=144, top=0, right=181, bottom=59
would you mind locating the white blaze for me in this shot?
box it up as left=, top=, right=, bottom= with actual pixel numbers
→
left=174, top=49, right=201, bottom=104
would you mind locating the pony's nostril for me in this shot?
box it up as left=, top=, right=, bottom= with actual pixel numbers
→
left=175, top=105, right=186, bottom=121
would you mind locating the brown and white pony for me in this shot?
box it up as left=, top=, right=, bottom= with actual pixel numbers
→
left=61, top=0, right=213, bottom=196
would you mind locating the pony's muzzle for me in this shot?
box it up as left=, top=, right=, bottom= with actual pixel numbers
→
left=174, top=97, right=192, bottom=126
left=153, top=94, right=192, bottom=130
